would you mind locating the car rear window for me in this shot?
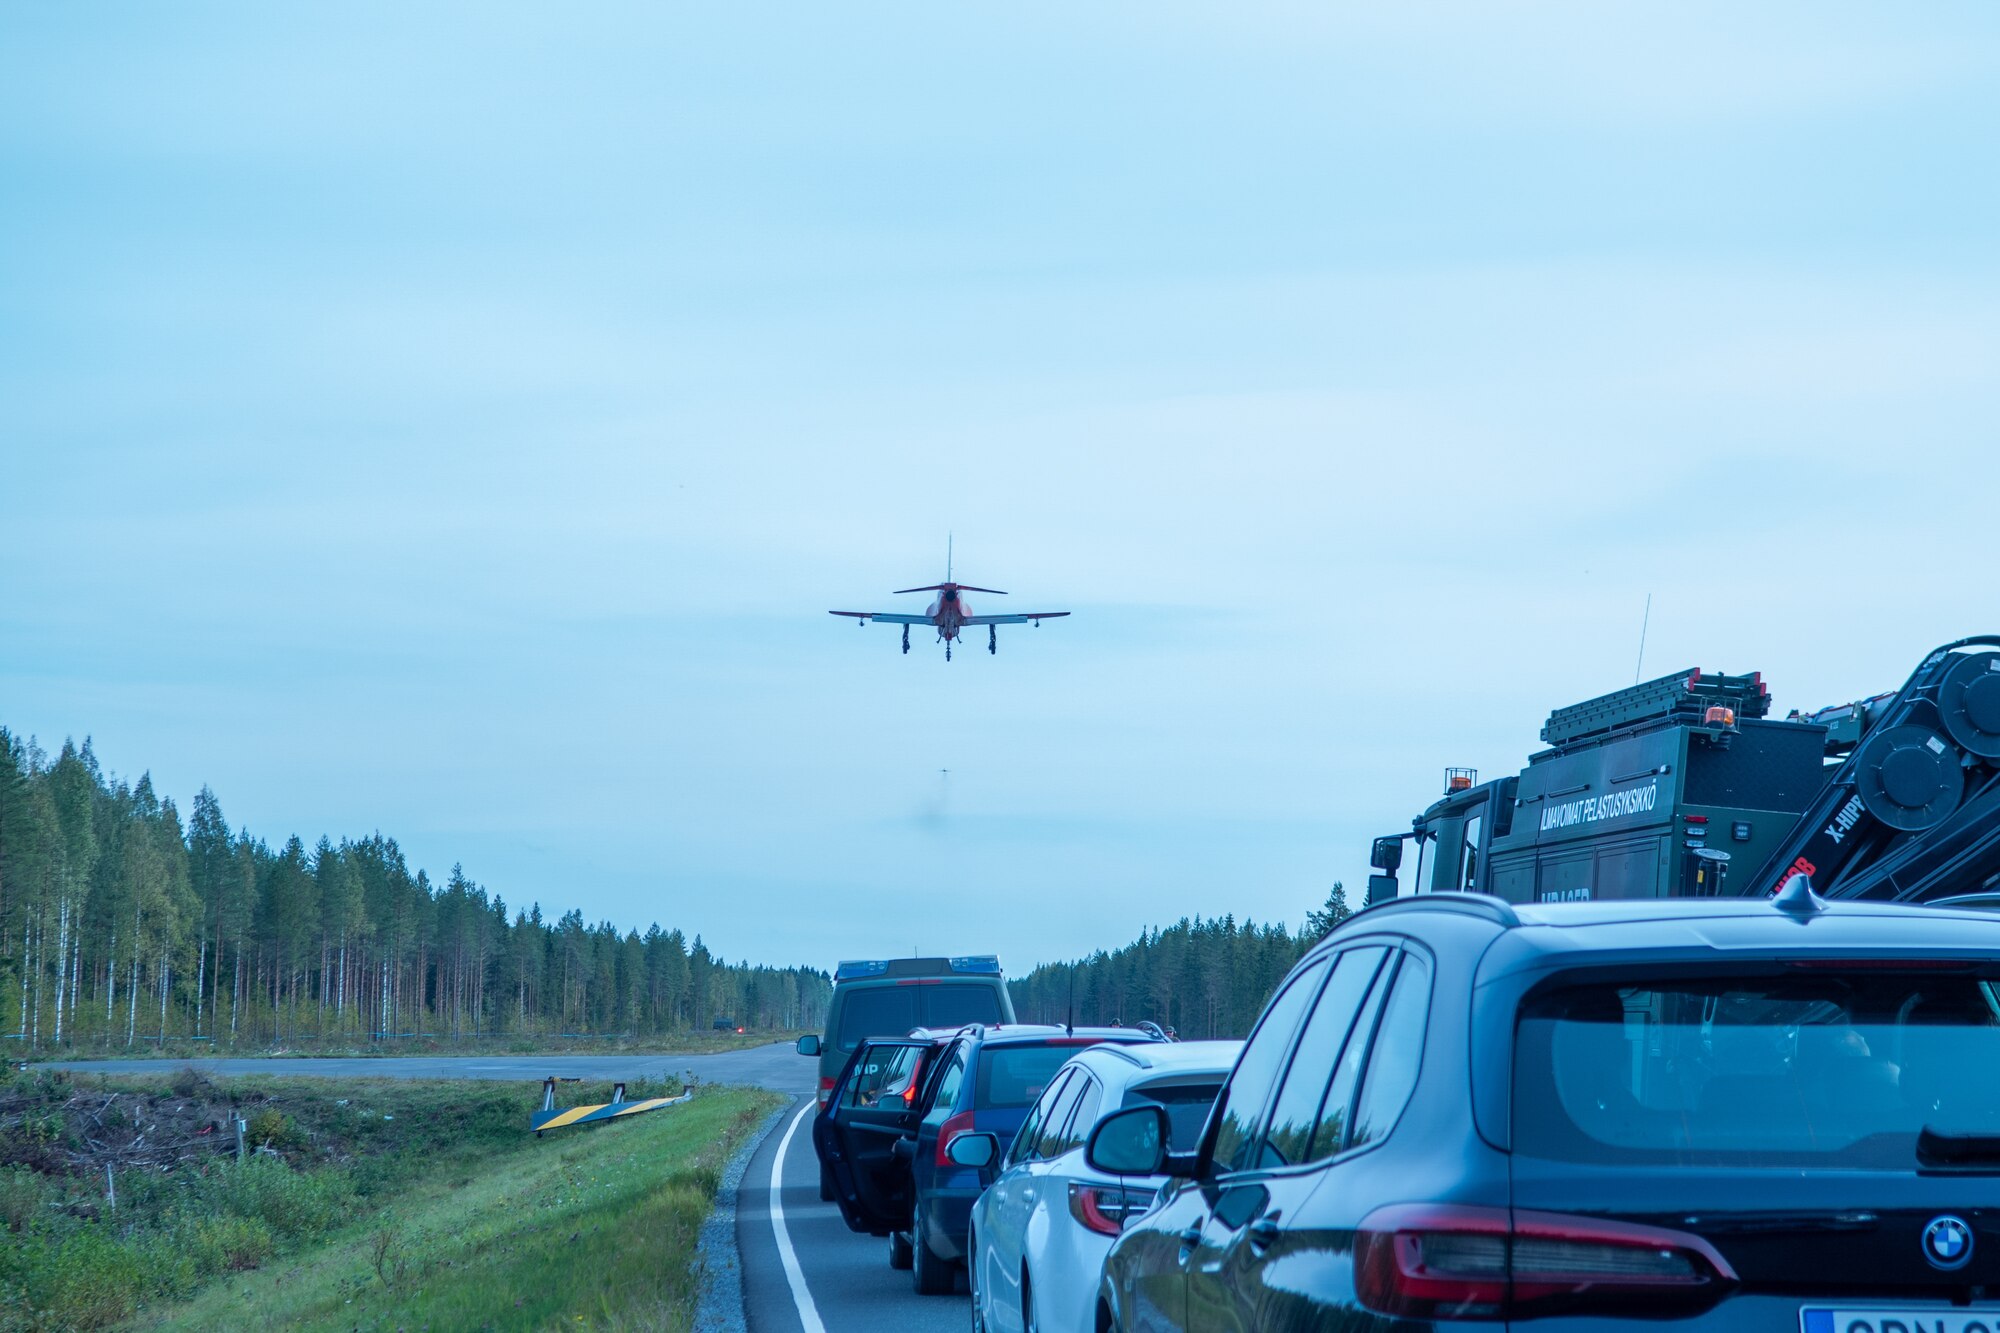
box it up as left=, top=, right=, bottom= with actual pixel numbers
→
left=1515, top=968, right=2000, bottom=1168
left=1127, top=1079, right=1223, bottom=1150
left=975, top=1045, right=1076, bottom=1109
left=834, top=983, right=1003, bottom=1052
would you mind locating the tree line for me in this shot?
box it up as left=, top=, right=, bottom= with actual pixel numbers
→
left=1007, top=885, right=1352, bottom=1039
left=0, top=731, right=831, bottom=1050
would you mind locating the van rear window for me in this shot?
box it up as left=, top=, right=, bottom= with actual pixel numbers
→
left=835, top=983, right=1003, bottom=1051
left=1515, top=969, right=2000, bottom=1168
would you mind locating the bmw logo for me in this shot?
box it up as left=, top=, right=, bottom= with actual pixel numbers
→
left=1923, top=1215, right=1974, bottom=1272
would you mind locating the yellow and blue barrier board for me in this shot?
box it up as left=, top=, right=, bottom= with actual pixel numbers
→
left=531, top=1075, right=695, bottom=1135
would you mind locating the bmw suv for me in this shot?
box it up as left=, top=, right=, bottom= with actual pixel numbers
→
left=1088, top=885, right=2000, bottom=1331
left=816, top=1023, right=1167, bottom=1295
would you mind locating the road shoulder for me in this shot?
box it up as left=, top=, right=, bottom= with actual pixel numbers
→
left=697, top=1098, right=794, bottom=1333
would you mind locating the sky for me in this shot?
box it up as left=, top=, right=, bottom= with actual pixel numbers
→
left=5, top=4, right=2000, bottom=975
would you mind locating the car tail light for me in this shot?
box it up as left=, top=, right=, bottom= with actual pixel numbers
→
left=818, top=1076, right=836, bottom=1110
left=1068, top=1183, right=1155, bottom=1236
left=1354, top=1204, right=1736, bottom=1320
left=935, top=1111, right=975, bottom=1167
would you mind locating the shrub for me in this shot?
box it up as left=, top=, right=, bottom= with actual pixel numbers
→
left=0, top=1167, right=42, bottom=1233
left=246, top=1108, right=307, bottom=1152
left=168, top=1065, right=214, bottom=1099
left=217, top=1157, right=355, bottom=1240
left=178, top=1213, right=275, bottom=1274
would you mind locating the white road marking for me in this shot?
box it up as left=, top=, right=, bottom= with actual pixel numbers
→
left=770, top=1099, right=829, bottom=1333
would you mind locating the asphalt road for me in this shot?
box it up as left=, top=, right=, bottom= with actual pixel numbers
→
left=31, top=1041, right=817, bottom=1093
left=738, top=1095, right=968, bottom=1333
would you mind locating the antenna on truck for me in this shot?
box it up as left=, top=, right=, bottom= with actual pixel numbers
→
left=1634, top=592, right=1653, bottom=684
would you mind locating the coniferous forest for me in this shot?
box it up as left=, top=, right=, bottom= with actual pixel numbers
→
left=1006, top=885, right=1352, bottom=1039
left=0, top=730, right=831, bottom=1050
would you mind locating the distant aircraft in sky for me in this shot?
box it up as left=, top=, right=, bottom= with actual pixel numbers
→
left=830, top=541, right=1070, bottom=660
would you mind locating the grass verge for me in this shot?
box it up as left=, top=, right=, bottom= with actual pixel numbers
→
left=134, top=1084, right=780, bottom=1332
left=0, top=1067, right=779, bottom=1332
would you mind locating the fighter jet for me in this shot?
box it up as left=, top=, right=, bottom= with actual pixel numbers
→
left=830, top=543, right=1070, bottom=660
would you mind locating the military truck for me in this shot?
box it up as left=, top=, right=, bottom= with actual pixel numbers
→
left=1367, top=636, right=2000, bottom=907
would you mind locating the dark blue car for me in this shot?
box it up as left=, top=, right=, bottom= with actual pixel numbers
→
left=815, top=1022, right=1166, bottom=1294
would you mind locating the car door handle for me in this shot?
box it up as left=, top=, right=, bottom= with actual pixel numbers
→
left=1246, top=1214, right=1282, bottom=1251
left=1177, top=1224, right=1204, bottom=1249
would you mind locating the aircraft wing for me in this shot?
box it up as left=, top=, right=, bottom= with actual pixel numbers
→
left=829, top=611, right=933, bottom=625
left=961, top=612, right=1071, bottom=625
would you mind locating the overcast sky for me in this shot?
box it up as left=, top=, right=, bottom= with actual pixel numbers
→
left=5, top=4, right=2000, bottom=975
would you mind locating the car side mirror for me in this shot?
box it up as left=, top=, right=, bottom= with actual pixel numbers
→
left=796, top=1035, right=821, bottom=1057
left=1086, top=1104, right=1170, bottom=1176
left=945, top=1131, right=998, bottom=1168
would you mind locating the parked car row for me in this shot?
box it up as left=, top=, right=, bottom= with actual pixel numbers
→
left=804, top=886, right=2000, bottom=1330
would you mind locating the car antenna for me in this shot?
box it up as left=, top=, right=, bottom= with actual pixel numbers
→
left=1065, top=968, right=1075, bottom=1038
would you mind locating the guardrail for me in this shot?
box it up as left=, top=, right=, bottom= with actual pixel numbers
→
left=530, top=1075, right=696, bottom=1136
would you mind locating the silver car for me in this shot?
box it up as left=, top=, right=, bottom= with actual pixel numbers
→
left=965, top=1039, right=1240, bottom=1333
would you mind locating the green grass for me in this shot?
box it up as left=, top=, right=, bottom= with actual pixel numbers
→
left=133, top=1085, right=780, bottom=1332
left=0, top=1067, right=780, bottom=1332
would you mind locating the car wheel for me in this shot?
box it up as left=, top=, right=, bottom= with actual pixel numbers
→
left=819, top=1162, right=835, bottom=1202
left=888, top=1228, right=913, bottom=1270
left=911, top=1196, right=955, bottom=1295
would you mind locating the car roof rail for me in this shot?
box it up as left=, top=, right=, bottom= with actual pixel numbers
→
left=1926, top=893, right=2000, bottom=910
left=1341, top=891, right=1520, bottom=931
left=1134, top=1020, right=1171, bottom=1041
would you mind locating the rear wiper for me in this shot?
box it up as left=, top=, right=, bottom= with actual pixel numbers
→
left=1917, top=1126, right=2000, bottom=1170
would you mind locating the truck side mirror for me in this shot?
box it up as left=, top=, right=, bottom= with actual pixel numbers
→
left=795, top=1035, right=821, bottom=1057
left=1366, top=874, right=1400, bottom=906
left=1370, top=836, right=1404, bottom=873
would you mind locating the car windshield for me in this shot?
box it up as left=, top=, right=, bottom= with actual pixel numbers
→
left=1127, top=1079, right=1223, bottom=1150
left=1516, top=968, right=2000, bottom=1168
left=975, top=1045, right=1077, bottom=1109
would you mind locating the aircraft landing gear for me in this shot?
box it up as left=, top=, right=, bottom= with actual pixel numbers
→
left=901, top=625, right=910, bottom=654
left=988, top=624, right=997, bottom=655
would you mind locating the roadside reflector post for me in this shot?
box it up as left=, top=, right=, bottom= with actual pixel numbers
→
left=234, top=1116, right=246, bottom=1162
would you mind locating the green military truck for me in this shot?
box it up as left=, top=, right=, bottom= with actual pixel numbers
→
left=1368, top=638, right=2000, bottom=907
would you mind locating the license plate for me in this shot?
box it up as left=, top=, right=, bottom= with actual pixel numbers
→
left=1802, top=1310, right=2000, bottom=1333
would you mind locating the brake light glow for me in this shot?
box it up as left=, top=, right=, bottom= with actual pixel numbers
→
left=1354, top=1204, right=1735, bottom=1320
left=1068, top=1183, right=1155, bottom=1236
left=935, top=1111, right=975, bottom=1167
left=818, top=1075, right=836, bottom=1110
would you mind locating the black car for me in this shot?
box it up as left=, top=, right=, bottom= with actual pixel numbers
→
left=1089, top=887, right=2000, bottom=1331
left=815, top=1023, right=1166, bottom=1295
